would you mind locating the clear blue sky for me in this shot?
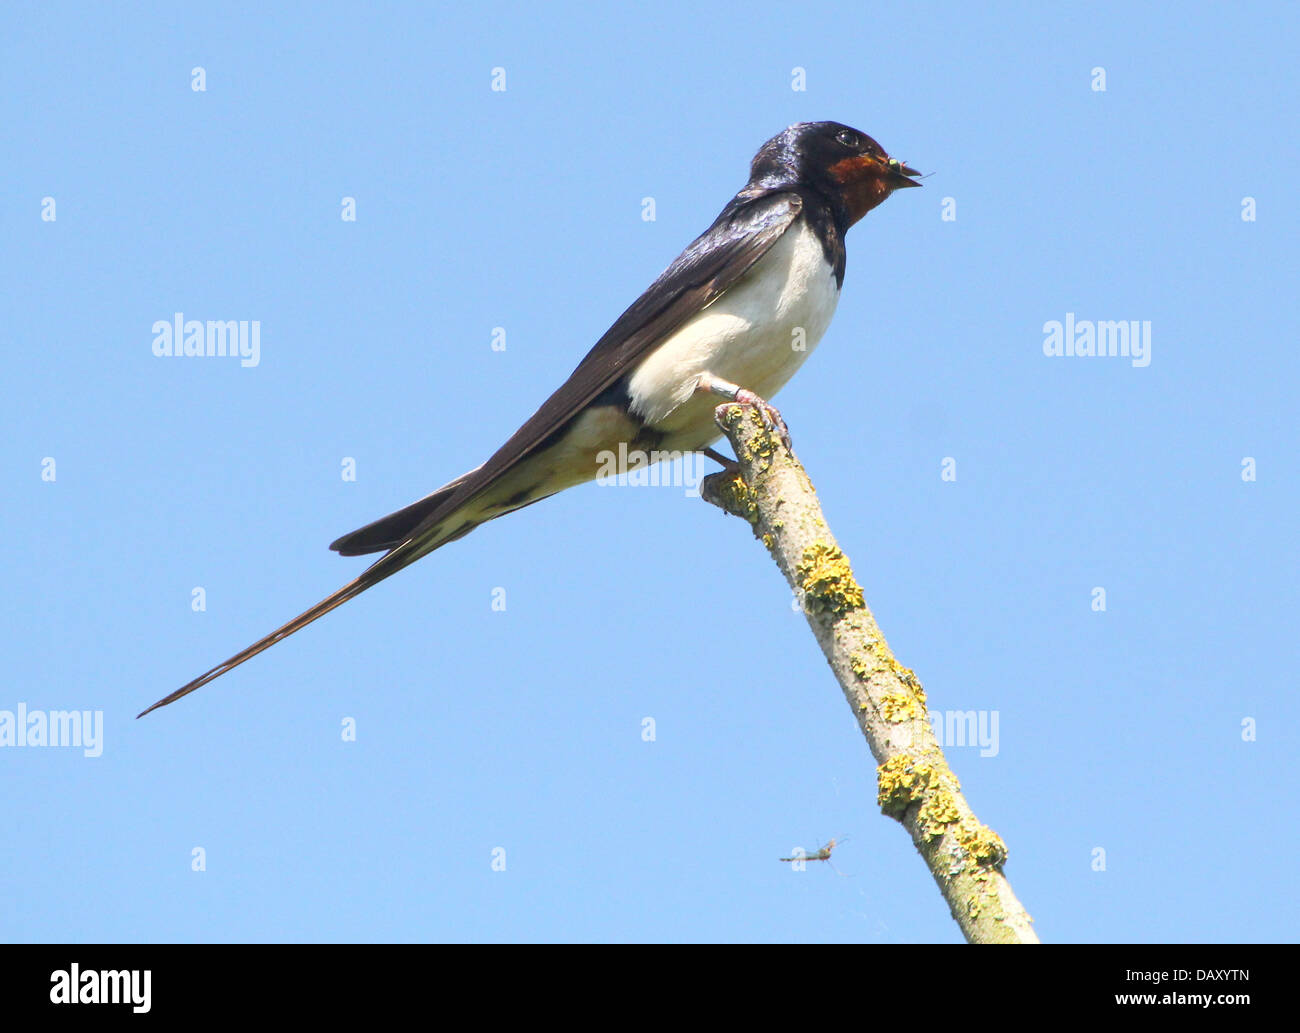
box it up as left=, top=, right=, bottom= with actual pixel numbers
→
left=4, top=1, right=1296, bottom=943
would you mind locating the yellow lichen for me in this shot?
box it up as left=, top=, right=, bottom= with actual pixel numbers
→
left=880, top=692, right=920, bottom=722
left=722, top=405, right=779, bottom=472
left=714, top=472, right=758, bottom=524
left=851, top=650, right=929, bottom=709
left=955, top=821, right=1008, bottom=870
left=918, top=790, right=961, bottom=838
left=898, top=665, right=928, bottom=705
left=796, top=542, right=863, bottom=616
left=877, top=756, right=936, bottom=816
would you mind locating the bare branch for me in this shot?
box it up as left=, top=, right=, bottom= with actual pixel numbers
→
left=701, top=404, right=1039, bottom=944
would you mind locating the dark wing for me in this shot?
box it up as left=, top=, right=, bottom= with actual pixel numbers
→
left=331, top=189, right=804, bottom=556
left=138, top=190, right=802, bottom=717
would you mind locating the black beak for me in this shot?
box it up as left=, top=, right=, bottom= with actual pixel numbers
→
left=888, top=159, right=923, bottom=188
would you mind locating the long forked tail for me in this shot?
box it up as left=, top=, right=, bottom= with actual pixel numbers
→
left=137, top=532, right=445, bottom=718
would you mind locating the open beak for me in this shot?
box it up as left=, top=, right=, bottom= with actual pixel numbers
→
left=886, top=157, right=923, bottom=188
left=827, top=151, right=924, bottom=224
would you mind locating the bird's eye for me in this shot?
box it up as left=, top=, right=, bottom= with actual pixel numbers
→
left=835, top=130, right=859, bottom=148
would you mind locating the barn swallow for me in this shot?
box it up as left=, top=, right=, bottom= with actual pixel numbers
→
left=139, top=121, right=920, bottom=717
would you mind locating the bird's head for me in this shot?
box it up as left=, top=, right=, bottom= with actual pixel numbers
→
left=749, top=121, right=922, bottom=229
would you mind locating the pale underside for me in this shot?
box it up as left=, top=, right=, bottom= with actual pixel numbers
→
left=462, top=219, right=843, bottom=526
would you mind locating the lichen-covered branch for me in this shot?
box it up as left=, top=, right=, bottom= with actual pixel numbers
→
left=700, top=404, right=1039, bottom=945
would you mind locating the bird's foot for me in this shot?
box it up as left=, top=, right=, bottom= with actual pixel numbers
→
left=702, top=446, right=739, bottom=473
left=726, top=390, right=792, bottom=451
left=696, top=373, right=793, bottom=451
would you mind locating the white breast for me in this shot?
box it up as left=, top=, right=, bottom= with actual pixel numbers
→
left=625, top=219, right=841, bottom=449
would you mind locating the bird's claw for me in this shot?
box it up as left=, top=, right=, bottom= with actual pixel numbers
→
left=731, top=389, right=793, bottom=451
left=701, top=446, right=740, bottom=473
